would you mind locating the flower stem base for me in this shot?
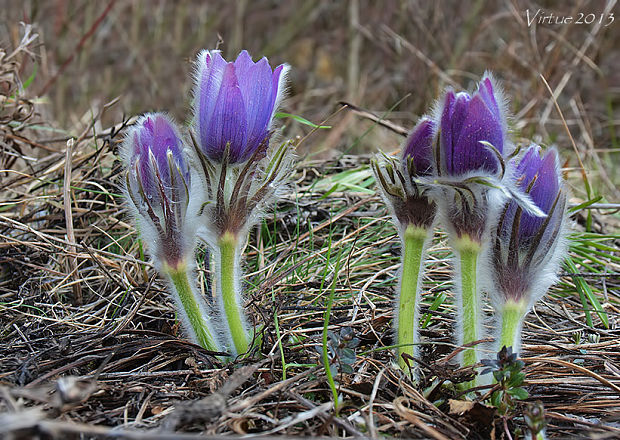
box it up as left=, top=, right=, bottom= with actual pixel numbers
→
left=163, top=261, right=218, bottom=352
left=499, top=299, right=526, bottom=353
left=397, top=225, right=430, bottom=372
left=455, top=235, right=482, bottom=387
left=218, top=232, right=250, bottom=356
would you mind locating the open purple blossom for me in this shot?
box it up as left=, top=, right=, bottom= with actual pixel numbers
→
left=438, top=76, right=505, bottom=177
left=487, top=144, right=569, bottom=353
left=188, top=49, right=295, bottom=243
left=193, top=50, right=289, bottom=164
left=122, top=113, right=193, bottom=268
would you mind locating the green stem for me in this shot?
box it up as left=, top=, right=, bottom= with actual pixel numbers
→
left=322, top=244, right=346, bottom=415
left=218, top=232, right=249, bottom=355
left=500, top=300, right=526, bottom=352
left=456, top=236, right=481, bottom=372
left=397, top=225, right=429, bottom=371
left=163, top=261, right=218, bottom=352
left=272, top=290, right=287, bottom=380
left=322, top=282, right=339, bottom=414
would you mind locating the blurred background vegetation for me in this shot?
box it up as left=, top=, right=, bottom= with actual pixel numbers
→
left=1, top=0, right=618, bottom=201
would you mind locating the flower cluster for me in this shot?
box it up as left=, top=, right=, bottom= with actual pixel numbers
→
left=121, top=50, right=292, bottom=358
left=120, top=50, right=571, bottom=390
left=373, top=73, right=569, bottom=385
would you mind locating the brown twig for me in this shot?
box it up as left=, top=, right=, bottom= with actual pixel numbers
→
left=62, top=138, right=82, bottom=305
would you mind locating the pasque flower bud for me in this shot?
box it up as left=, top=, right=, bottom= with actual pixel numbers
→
left=374, top=117, right=437, bottom=231
left=435, top=74, right=509, bottom=243
left=122, top=113, right=218, bottom=352
left=439, top=76, right=505, bottom=177
left=122, top=113, right=195, bottom=268
left=486, top=145, right=569, bottom=354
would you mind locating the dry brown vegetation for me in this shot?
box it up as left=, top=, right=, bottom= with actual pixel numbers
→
left=0, top=1, right=619, bottom=438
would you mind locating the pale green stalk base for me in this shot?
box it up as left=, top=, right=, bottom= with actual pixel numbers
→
left=397, top=225, right=429, bottom=371
left=163, top=261, right=218, bottom=352
left=455, top=235, right=481, bottom=386
left=500, top=299, right=526, bottom=351
left=219, top=232, right=249, bottom=356
left=534, top=430, right=547, bottom=440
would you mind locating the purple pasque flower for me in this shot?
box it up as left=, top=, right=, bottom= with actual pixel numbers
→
left=431, top=74, right=513, bottom=244
left=122, top=113, right=194, bottom=268
left=193, top=50, right=289, bottom=164
left=489, top=145, right=569, bottom=309
left=438, top=74, right=505, bottom=177
left=373, top=117, right=438, bottom=230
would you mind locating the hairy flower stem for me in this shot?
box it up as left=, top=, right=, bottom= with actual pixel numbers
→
left=456, top=235, right=482, bottom=381
left=499, top=300, right=526, bottom=352
left=163, top=261, right=218, bottom=352
left=397, top=225, right=429, bottom=371
left=218, top=231, right=249, bottom=356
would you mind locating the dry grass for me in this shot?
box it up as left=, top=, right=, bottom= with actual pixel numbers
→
left=0, top=1, right=619, bottom=438
left=0, top=126, right=618, bottom=437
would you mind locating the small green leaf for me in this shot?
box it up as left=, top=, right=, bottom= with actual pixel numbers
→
left=568, top=196, right=603, bottom=214
left=421, top=291, right=447, bottom=329
left=340, top=348, right=356, bottom=365
left=507, top=387, right=529, bottom=400
left=507, top=371, right=526, bottom=387
left=274, top=112, right=331, bottom=129
left=490, top=391, right=502, bottom=407
left=22, top=63, right=38, bottom=90
left=341, top=363, right=354, bottom=374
